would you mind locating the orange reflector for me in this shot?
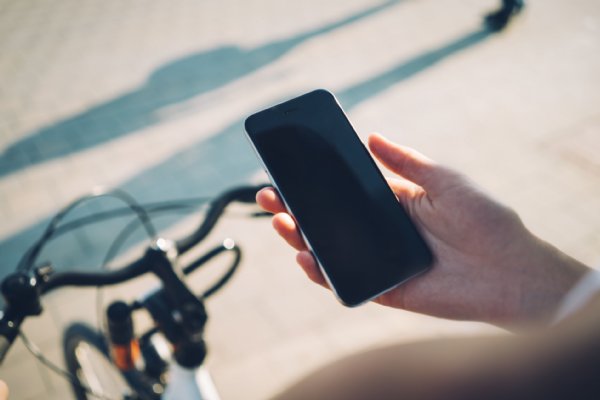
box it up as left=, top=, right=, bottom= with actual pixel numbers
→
left=111, top=340, right=140, bottom=371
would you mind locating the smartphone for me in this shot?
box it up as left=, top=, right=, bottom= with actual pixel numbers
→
left=244, top=89, right=432, bottom=306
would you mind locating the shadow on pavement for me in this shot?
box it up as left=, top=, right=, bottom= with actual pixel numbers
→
left=0, top=0, right=400, bottom=178
left=337, top=28, right=491, bottom=108
left=0, top=25, right=493, bottom=277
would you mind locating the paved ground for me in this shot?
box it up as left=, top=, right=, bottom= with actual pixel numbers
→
left=0, top=0, right=599, bottom=399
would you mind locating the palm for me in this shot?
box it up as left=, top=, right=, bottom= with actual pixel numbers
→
left=374, top=175, right=530, bottom=324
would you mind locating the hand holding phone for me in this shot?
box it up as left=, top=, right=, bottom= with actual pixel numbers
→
left=245, top=89, right=432, bottom=306
left=257, top=131, right=590, bottom=328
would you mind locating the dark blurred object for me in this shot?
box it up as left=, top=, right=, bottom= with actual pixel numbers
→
left=272, top=293, right=600, bottom=400
left=485, top=0, right=525, bottom=31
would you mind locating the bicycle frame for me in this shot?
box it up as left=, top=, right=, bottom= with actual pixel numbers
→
left=163, top=362, right=220, bottom=400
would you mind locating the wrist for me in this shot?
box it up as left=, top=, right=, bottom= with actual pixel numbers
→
left=509, top=235, right=590, bottom=328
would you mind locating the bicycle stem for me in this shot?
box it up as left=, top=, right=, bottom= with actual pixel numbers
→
left=141, top=239, right=209, bottom=368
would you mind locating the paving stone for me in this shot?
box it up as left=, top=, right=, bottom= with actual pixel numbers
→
left=1, top=0, right=599, bottom=399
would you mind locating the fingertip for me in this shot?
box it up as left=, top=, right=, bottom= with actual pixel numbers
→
left=367, top=132, right=387, bottom=152
left=368, top=132, right=383, bottom=141
left=367, top=133, right=401, bottom=168
left=255, top=187, right=268, bottom=207
left=370, top=132, right=405, bottom=160
left=256, top=187, right=285, bottom=213
left=272, top=212, right=295, bottom=232
left=256, top=186, right=271, bottom=197
left=367, top=134, right=441, bottom=192
left=256, top=186, right=275, bottom=201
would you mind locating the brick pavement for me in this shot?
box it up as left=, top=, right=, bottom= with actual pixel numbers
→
left=0, top=0, right=599, bottom=399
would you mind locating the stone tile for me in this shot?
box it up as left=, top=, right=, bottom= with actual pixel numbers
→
left=1, top=0, right=600, bottom=399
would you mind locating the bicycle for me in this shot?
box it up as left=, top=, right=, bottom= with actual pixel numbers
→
left=0, top=184, right=268, bottom=400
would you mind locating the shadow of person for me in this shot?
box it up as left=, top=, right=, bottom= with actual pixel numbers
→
left=337, top=29, right=491, bottom=109
left=0, top=0, right=400, bottom=178
left=0, top=25, right=494, bottom=275
left=118, top=27, right=492, bottom=208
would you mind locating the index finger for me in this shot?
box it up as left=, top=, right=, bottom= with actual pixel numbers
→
left=256, top=187, right=287, bottom=214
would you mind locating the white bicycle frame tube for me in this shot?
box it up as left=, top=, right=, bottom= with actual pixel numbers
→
left=163, top=360, right=220, bottom=400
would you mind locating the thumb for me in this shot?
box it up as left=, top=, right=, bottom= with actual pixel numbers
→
left=368, top=133, right=450, bottom=195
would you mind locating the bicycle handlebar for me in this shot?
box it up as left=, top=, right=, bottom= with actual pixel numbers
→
left=40, top=184, right=262, bottom=293
left=42, top=258, right=149, bottom=294
left=175, top=185, right=261, bottom=253
left=0, top=184, right=267, bottom=364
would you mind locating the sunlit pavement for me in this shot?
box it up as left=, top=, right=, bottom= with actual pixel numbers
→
left=1, top=0, right=599, bottom=398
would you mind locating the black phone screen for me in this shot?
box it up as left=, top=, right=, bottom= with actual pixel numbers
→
left=244, top=89, right=432, bottom=306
